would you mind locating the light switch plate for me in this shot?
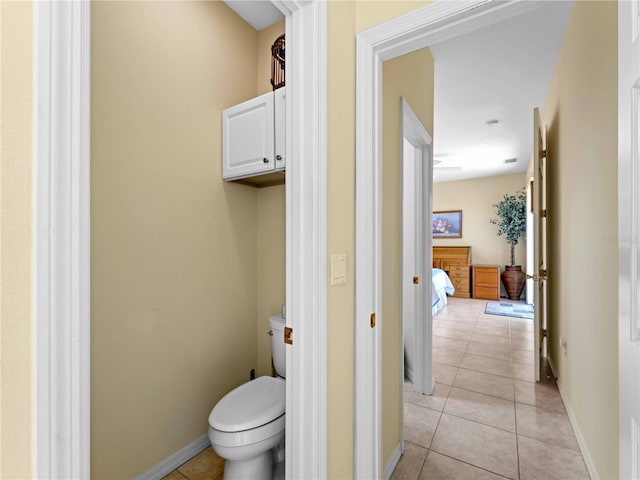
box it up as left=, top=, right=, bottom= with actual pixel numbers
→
left=330, top=253, right=347, bottom=286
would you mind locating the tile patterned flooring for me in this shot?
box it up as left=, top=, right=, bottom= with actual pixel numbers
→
left=163, top=297, right=589, bottom=480
left=393, top=297, right=590, bottom=480
left=163, top=447, right=224, bottom=480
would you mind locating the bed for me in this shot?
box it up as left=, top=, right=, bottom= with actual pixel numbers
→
left=432, top=268, right=455, bottom=315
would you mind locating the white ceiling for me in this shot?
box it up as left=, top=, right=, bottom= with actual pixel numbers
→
left=223, top=1, right=573, bottom=184
left=430, top=1, right=573, bottom=183
left=223, top=0, right=283, bottom=31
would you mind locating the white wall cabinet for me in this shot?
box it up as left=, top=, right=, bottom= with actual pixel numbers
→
left=222, top=88, right=285, bottom=186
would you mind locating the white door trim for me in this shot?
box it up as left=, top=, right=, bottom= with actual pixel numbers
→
left=354, top=1, right=547, bottom=477
left=33, top=1, right=92, bottom=477
left=272, top=1, right=328, bottom=478
left=617, top=1, right=639, bottom=477
left=401, top=98, right=433, bottom=397
left=33, top=0, right=327, bottom=478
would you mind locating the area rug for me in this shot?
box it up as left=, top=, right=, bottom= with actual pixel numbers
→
left=485, top=301, right=534, bottom=319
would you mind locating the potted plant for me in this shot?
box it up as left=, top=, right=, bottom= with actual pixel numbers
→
left=490, top=188, right=527, bottom=300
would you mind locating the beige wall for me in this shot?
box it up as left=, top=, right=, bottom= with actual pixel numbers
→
left=327, top=3, right=357, bottom=477
left=256, top=21, right=286, bottom=377
left=541, top=2, right=618, bottom=478
left=0, top=2, right=33, bottom=478
left=91, top=3, right=263, bottom=477
left=326, top=2, right=434, bottom=477
left=433, top=174, right=527, bottom=270
left=257, top=20, right=285, bottom=97
left=381, top=49, right=434, bottom=467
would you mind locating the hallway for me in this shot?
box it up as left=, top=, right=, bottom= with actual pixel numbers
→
left=393, top=298, right=590, bottom=479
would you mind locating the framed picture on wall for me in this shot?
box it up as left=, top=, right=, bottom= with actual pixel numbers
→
left=433, top=210, right=462, bottom=238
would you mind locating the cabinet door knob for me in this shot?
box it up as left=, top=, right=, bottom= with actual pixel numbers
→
left=276, top=154, right=282, bottom=161
left=263, top=157, right=269, bottom=164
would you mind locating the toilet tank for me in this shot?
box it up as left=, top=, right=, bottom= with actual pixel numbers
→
left=269, top=314, right=286, bottom=378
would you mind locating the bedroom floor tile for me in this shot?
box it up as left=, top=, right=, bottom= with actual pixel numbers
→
left=512, top=362, right=535, bottom=382
left=404, top=402, right=441, bottom=448
left=391, top=442, right=428, bottom=480
left=434, top=327, right=471, bottom=341
left=510, top=349, right=534, bottom=365
left=430, top=414, right=518, bottom=479
left=419, top=451, right=507, bottom=480
left=513, top=380, right=565, bottom=412
left=453, top=368, right=515, bottom=401
left=469, top=332, right=511, bottom=348
left=459, top=353, right=512, bottom=378
left=393, top=298, right=588, bottom=480
left=465, top=341, right=511, bottom=362
left=444, top=387, right=516, bottom=432
left=433, top=347, right=465, bottom=367
left=473, top=324, right=510, bottom=337
left=433, top=362, right=458, bottom=386
left=517, top=435, right=590, bottom=480
left=406, top=383, right=451, bottom=412
left=433, top=336, right=467, bottom=352
left=515, top=403, right=581, bottom=452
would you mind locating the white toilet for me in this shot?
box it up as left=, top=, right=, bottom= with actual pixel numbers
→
left=208, top=314, right=286, bottom=480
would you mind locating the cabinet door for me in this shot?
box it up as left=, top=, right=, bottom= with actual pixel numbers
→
left=274, top=87, right=286, bottom=170
left=223, top=91, right=274, bottom=180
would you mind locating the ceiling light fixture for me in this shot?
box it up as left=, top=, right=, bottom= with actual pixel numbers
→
left=486, top=119, right=500, bottom=127
left=504, top=158, right=517, bottom=164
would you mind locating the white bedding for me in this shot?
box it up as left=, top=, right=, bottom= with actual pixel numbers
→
left=432, top=268, right=455, bottom=315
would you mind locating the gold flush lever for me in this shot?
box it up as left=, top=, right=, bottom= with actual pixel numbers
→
left=413, top=276, right=420, bottom=284
left=284, top=326, right=293, bottom=345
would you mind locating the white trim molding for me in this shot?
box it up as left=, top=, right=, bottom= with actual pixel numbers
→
left=354, top=1, right=548, bottom=477
left=547, top=358, right=599, bottom=479
left=132, top=435, right=210, bottom=480
left=383, top=443, right=402, bottom=480
left=274, top=1, right=328, bottom=478
left=33, top=1, right=91, bottom=478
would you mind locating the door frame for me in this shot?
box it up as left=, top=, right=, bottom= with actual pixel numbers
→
left=32, top=1, right=327, bottom=478
left=617, top=1, right=639, bottom=477
left=354, top=1, right=548, bottom=477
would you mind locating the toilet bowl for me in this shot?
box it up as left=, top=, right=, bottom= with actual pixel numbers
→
left=208, top=314, right=286, bottom=479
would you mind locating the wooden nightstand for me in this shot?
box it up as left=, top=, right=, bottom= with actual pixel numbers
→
left=472, top=265, right=500, bottom=300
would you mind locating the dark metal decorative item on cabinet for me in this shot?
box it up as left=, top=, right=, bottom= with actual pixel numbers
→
left=271, top=34, right=285, bottom=90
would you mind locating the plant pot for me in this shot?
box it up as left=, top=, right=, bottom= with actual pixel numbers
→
left=501, top=265, right=526, bottom=300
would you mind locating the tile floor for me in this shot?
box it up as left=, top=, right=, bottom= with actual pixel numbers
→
left=163, top=297, right=590, bottom=480
left=393, top=297, right=590, bottom=480
left=163, top=447, right=224, bottom=480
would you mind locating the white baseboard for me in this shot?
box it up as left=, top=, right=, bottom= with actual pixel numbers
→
left=547, top=356, right=598, bottom=480
left=133, top=434, right=211, bottom=480
left=384, top=443, right=403, bottom=480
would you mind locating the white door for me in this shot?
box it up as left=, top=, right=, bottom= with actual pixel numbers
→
left=402, top=138, right=418, bottom=386
left=401, top=99, right=433, bottom=396
left=274, top=87, right=286, bottom=170
left=618, top=2, right=640, bottom=477
left=222, top=91, right=274, bottom=179
left=532, top=107, right=547, bottom=382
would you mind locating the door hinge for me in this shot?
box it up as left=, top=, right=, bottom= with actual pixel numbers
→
left=370, top=312, right=376, bottom=328
left=542, top=209, right=548, bottom=218
left=284, top=326, right=293, bottom=345
left=539, top=148, right=547, bottom=159
left=542, top=329, right=548, bottom=338
left=413, top=276, right=420, bottom=285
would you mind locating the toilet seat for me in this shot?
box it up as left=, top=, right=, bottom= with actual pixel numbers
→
left=209, top=414, right=285, bottom=448
left=209, top=376, right=285, bottom=433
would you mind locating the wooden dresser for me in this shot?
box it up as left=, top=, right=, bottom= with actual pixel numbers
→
left=433, top=246, right=471, bottom=298
left=472, top=265, right=501, bottom=301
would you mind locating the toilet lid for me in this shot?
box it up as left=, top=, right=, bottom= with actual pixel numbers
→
left=209, top=376, right=285, bottom=433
